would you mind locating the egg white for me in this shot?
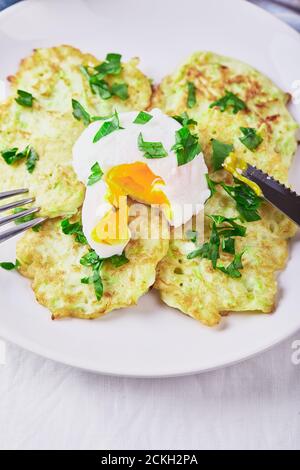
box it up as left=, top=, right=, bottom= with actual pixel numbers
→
left=73, top=108, right=210, bottom=259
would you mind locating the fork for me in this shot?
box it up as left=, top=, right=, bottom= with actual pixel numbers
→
left=0, top=189, right=46, bottom=243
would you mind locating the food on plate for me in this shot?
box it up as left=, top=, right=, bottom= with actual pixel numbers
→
left=0, top=47, right=298, bottom=326
left=0, top=46, right=152, bottom=218
left=17, top=210, right=169, bottom=319
left=153, top=51, right=298, bottom=326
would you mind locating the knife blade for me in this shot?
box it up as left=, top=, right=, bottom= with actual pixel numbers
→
left=243, top=164, right=300, bottom=226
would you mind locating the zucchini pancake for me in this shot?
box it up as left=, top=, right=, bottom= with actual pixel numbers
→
left=0, top=48, right=298, bottom=326
left=153, top=51, right=298, bottom=326
left=1, top=45, right=169, bottom=319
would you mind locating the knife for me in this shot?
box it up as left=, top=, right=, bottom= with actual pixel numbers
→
left=243, top=164, right=300, bottom=226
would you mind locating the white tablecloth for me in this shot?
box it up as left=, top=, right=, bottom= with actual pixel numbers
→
left=0, top=336, right=299, bottom=450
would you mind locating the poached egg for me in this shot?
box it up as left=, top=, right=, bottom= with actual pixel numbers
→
left=72, top=108, right=209, bottom=259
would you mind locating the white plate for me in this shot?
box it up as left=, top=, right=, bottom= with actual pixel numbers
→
left=0, top=0, right=300, bottom=377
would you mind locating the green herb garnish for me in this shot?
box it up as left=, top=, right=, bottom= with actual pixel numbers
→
left=72, top=99, right=92, bottom=125
left=187, top=215, right=246, bottom=277
left=0, top=260, right=20, bottom=271
left=172, top=112, right=197, bottom=127
left=138, top=133, right=168, bottom=159
left=111, top=83, right=129, bottom=101
left=26, top=147, right=39, bottom=173
left=187, top=82, right=197, bottom=109
left=210, top=90, right=247, bottom=114
left=1, top=146, right=38, bottom=173
left=80, top=251, right=104, bottom=301
left=15, top=90, right=34, bottom=107
left=205, top=174, right=218, bottom=198
left=87, top=162, right=103, bottom=186
left=93, top=111, right=123, bottom=143
left=239, top=127, right=263, bottom=151
left=217, top=252, right=244, bottom=278
left=89, top=75, right=112, bottom=99
left=186, top=230, right=198, bottom=243
left=61, top=219, right=87, bottom=244
left=221, top=179, right=262, bottom=222
left=133, top=111, right=153, bottom=125
left=211, top=139, right=234, bottom=172
left=171, top=126, right=201, bottom=166
left=108, top=253, right=129, bottom=267
left=94, top=53, right=122, bottom=76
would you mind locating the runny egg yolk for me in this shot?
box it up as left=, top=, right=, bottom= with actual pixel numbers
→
left=91, top=198, right=130, bottom=245
left=92, top=162, right=171, bottom=245
left=105, top=162, right=170, bottom=208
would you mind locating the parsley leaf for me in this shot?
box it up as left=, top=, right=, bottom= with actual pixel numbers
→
left=111, top=82, right=129, bottom=100
left=171, top=126, right=201, bottom=166
left=13, top=207, right=36, bottom=225
left=133, top=111, right=153, bottom=125
left=138, top=133, right=168, bottom=159
left=15, top=89, right=34, bottom=107
left=72, top=99, right=91, bottom=125
left=89, top=75, right=112, bottom=99
left=172, top=112, right=197, bottom=127
left=210, top=90, right=247, bottom=114
left=187, top=215, right=246, bottom=277
left=61, top=219, right=87, bottom=244
left=217, top=251, right=244, bottom=278
left=239, top=127, right=263, bottom=151
left=211, top=138, right=234, bottom=171
left=108, top=253, right=129, bottom=267
left=187, top=82, right=197, bottom=109
left=221, top=179, right=262, bottom=222
left=26, top=147, right=39, bottom=173
left=1, top=147, right=25, bottom=165
left=87, top=162, right=103, bottom=186
left=1, top=146, right=38, bottom=173
left=93, top=111, right=123, bottom=143
left=0, top=260, right=20, bottom=270
left=94, top=53, right=122, bottom=76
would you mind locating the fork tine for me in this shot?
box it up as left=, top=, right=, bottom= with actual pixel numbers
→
left=0, top=197, right=35, bottom=213
left=0, top=189, right=29, bottom=200
left=0, top=207, right=40, bottom=227
left=0, top=217, right=47, bottom=243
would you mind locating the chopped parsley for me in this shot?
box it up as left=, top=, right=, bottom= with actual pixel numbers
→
left=133, top=111, right=153, bottom=125
left=80, top=251, right=104, bottom=301
left=87, top=162, right=103, bottom=186
left=187, top=215, right=246, bottom=277
left=26, top=147, right=39, bottom=173
left=0, top=260, right=20, bottom=271
left=61, top=219, right=87, bottom=244
left=211, top=139, right=234, bottom=171
left=15, top=90, right=34, bottom=107
left=187, top=82, right=197, bottom=109
left=80, top=53, right=129, bottom=101
left=93, top=111, right=123, bottom=143
left=72, top=99, right=92, bottom=125
left=80, top=249, right=129, bottom=301
left=239, top=127, right=263, bottom=151
left=204, top=175, right=262, bottom=222
left=1, top=146, right=38, bottom=173
left=221, top=179, right=262, bottom=222
left=111, top=82, right=129, bottom=101
left=172, top=112, right=197, bottom=127
left=210, top=90, right=247, bottom=114
left=138, top=133, right=168, bottom=159
left=12, top=208, right=42, bottom=232
left=89, top=75, right=112, bottom=99
left=171, top=126, right=201, bottom=166
left=108, top=253, right=129, bottom=267
left=94, top=53, right=122, bottom=76
left=217, top=252, right=245, bottom=279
